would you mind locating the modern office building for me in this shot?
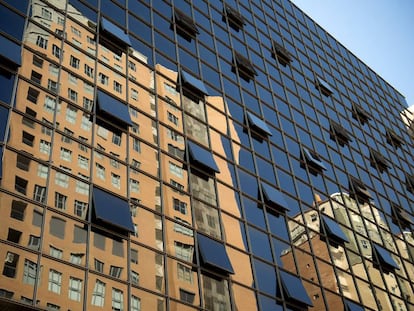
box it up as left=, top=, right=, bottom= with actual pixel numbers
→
left=0, top=0, right=413, bottom=310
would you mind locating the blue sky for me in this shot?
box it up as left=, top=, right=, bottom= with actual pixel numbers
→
left=290, top=0, right=414, bottom=107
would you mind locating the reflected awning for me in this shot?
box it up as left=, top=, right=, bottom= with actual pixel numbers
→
left=100, top=17, right=131, bottom=47
left=97, top=90, right=132, bottom=128
left=187, top=141, right=219, bottom=173
left=246, top=112, right=272, bottom=136
left=92, top=187, right=134, bottom=233
left=0, top=35, right=21, bottom=67
left=261, top=182, right=289, bottom=212
left=198, top=233, right=234, bottom=275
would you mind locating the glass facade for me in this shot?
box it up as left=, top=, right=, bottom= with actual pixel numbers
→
left=0, top=0, right=413, bottom=310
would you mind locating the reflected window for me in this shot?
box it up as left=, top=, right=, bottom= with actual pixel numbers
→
left=272, top=41, right=292, bottom=66
left=3, top=252, right=19, bottom=278
left=179, top=288, right=195, bottom=304
left=278, top=270, right=313, bottom=307
left=197, top=233, right=234, bottom=275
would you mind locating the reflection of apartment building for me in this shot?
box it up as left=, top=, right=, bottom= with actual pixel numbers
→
left=0, top=0, right=413, bottom=310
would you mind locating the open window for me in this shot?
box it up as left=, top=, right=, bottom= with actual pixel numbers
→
left=92, top=187, right=135, bottom=234
left=223, top=4, right=245, bottom=31
left=179, top=70, right=208, bottom=100
left=96, top=90, right=132, bottom=131
left=405, top=173, right=414, bottom=194
left=260, top=182, right=289, bottom=213
left=300, top=147, right=327, bottom=176
left=369, top=149, right=389, bottom=173
left=391, top=203, right=413, bottom=230
left=385, top=127, right=404, bottom=149
left=0, top=35, right=21, bottom=70
left=99, top=17, right=131, bottom=56
left=245, top=111, right=272, bottom=138
left=187, top=141, right=219, bottom=175
left=320, top=215, right=349, bottom=246
left=372, top=243, right=399, bottom=272
left=329, top=120, right=352, bottom=146
left=348, top=176, right=372, bottom=204
left=315, top=76, right=333, bottom=97
left=232, top=52, right=257, bottom=81
left=344, top=299, right=365, bottom=311
left=272, top=41, right=292, bottom=66
left=197, top=233, right=234, bottom=275
left=173, top=8, right=199, bottom=41
left=278, top=270, right=313, bottom=308
left=352, top=104, right=370, bottom=125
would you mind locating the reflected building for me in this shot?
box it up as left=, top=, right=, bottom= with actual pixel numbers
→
left=0, top=0, right=413, bottom=310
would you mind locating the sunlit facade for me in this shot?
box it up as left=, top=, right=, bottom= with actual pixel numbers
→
left=0, top=0, right=413, bottom=310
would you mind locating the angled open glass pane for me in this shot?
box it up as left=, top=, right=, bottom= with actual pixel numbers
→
left=261, top=182, right=289, bottom=212
left=224, top=4, right=245, bottom=30
left=373, top=244, right=399, bottom=270
left=344, top=299, right=365, bottom=311
left=321, top=215, right=349, bottom=243
left=181, top=70, right=208, bottom=95
left=198, top=233, right=234, bottom=275
left=100, top=17, right=131, bottom=47
left=349, top=177, right=372, bottom=201
left=329, top=120, right=352, bottom=144
left=97, top=90, right=132, bottom=128
left=92, top=187, right=134, bottom=233
left=246, top=112, right=272, bottom=136
left=391, top=204, right=413, bottom=228
left=316, top=77, right=333, bottom=96
left=187, top=141, right=219, bottom=173
left=279, top=270, right=312, bottom=307
left=302, top=148, right=327, bottom=171
left=0, top=35, right=21, bottom=67
left=174, top=9, right=199, bottom=36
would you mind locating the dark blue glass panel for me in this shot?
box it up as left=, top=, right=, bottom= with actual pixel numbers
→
left=92, top=187, right=134, bottom=232
left=344, top=299, right=365, bottom=311
left=248, top=226, right=272, bottom=261
left=254, top=258, right=276, bottom=295
left=101, top=17, right=131, bottom=46
left=279, top=270, right=312, bottom=306
left=198, top=233, right=234, bottom=275
left=2, top=0, right=28, bottom=13
left=0, top=70, right=15, bottom=104
left=0, top=4, right=25, bottom=40
left=97, top=90, right=132, bottom=127
left=261, top=182, right=289, bottom=212
left=373, top=244, right=399, bottom=270
left=246, top=112, right=272, bottom=136
left=0, top=105, right=8, bottom=140
left=69, top=0, right=97, bottom=22
left=181, top=70, right=208, bottom=95
left=188, top=141, right=219, bottom=173
left=0, top=146, right=3, bottom=178
left=321, top=215, right=349, bottom=243
left=0, top=35, right=21, bottom=67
